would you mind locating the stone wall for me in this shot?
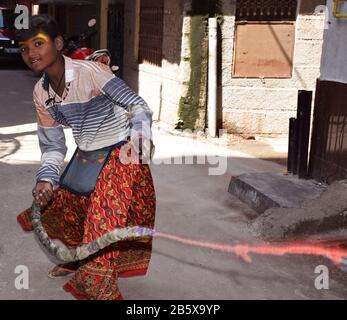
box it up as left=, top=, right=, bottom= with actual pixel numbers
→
left=220, top=0, right=326, bottom=135
left=113, top=0, right=326, bottom=136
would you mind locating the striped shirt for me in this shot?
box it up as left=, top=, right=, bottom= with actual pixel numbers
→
left=34, top=55, right=153, bottom=186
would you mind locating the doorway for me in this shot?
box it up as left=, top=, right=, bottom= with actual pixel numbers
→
left=108, top=4, right=124, bottom=78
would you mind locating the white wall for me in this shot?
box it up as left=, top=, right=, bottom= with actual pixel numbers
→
left=320, top=0, right=347, bottom=84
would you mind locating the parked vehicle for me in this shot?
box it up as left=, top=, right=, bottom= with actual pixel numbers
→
left=63, top=19, right=118, bottom=72
left=0, top=6, right=21, bottom=63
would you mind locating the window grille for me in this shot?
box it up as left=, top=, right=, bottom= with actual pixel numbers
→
left=236, top=0, right=298, bottom=21
left=139, top=0, right=164, bottom=66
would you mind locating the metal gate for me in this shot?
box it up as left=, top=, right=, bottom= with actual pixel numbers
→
left=138, top=0, right=164, bottom=66
left=308, top=80, right=347, bottom=183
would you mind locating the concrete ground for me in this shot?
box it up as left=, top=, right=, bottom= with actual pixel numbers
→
left=0, top=69, right=346, bottom=300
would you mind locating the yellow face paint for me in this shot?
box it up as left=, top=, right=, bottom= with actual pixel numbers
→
left=19, top=32, right=50, bottom=47
left=35, top=33, right=50, bottom=42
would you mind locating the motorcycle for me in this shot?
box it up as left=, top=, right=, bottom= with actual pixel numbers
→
left=63, top=18, right=118, bottom=73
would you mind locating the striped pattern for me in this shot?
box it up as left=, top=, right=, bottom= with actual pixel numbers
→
left=34, top=56, right=153, bottom=186
left=36, top=164, right=61, bottom=185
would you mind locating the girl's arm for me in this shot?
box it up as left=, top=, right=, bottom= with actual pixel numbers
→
left=34, top=92, right=67, bottom=187
left=91, top=64, right=153, bottom=145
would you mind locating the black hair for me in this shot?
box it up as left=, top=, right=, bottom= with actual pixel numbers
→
left=15, top=14, right=61, bottom=43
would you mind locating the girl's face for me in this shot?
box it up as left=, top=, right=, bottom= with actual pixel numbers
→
left=19, top=32, right=64, bottom=73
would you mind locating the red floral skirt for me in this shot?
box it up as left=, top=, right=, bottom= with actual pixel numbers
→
left=17, top=146, right=156, bottom=300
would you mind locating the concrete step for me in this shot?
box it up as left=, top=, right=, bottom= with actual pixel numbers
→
left=228, top=172, right=327, bottom=215
left=228, top=173, right=347, bottom=241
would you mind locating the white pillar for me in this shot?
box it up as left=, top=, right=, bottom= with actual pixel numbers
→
left=208, top=17, right=218, bottom=138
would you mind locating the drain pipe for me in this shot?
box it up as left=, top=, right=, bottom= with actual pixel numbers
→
left=208, top=17, right=218, bottom=138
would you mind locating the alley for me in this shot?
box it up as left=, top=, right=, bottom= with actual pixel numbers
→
left=0, top=69, right=346, bottom=300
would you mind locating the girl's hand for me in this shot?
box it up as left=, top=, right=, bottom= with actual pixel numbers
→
left=138, top=137, right=155, bottom=161
left=32, top=181, right=53, bottom=208
left=130, top=133, right=155, bottom=162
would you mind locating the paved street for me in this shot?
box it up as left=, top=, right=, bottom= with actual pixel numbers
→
left=0, top=69, right=346, bottom=300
